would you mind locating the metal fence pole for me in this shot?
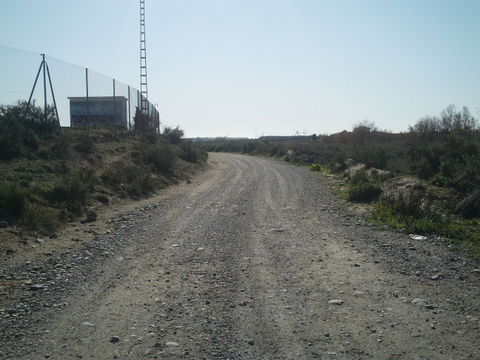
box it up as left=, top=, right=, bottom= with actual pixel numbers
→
left=112, top=79, right=116, bottom=125
left=42, top=54, right=47, bottom=123
left=137, top=90, right=140, bottom=112
left=85, top=68, right=89, bottom=126
left=127, top=85, right=131, bottom=130
left=28, top=60, right=43, bottom=108
left=45, top=62, right=59, bottom=124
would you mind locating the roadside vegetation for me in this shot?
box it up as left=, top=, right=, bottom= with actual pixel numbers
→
left=0, top=102, right=207, bottom=234
left=199, top=105, right=480, bottom=258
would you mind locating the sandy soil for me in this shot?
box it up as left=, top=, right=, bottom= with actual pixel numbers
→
left=0, top=153, right=479, bottom=359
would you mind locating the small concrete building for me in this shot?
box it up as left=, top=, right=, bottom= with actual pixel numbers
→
left=69, top=96, right=128, bottom=128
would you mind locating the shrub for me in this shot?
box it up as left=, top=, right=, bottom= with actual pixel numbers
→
left=133, top=107, right=158, bottom=134
left=50, top=135, right=71, bottom=159
left=0, top=182, right=28, bottom=221
left=430, top=173, right=455, bottom=188
left=310, top=164, right=321, bottom=171
left=0, top=135, right=23, bottom=160
left=349, top=169, right=369, bottom=185
left=179, top=141, right=207, bottom=163
left=382, top=182, right=441, bottom=219
left=134, top=141, right=176, bottom=172
left=37, top=168, right=96, bottom=214
left=0, top=102, right=59, bottom=160
left=74, top=133, right=95, bottom=154
left=163, top=126, right=184, bottom=145
left=21, top=202, right=60, bottom=233
left=371, top=202, right=440, bottom=233
left=347, top=182, right=382, bottom=202
left=102, top=161, right=156, bottom=197
left=95, top=194, right=109, bottom=204
left=456, top=187, right=480, bottom=218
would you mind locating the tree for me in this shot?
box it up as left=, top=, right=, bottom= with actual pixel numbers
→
left=0, top=102, right=59, bottom=160
left=163, top=126, right=184, bottom=144
left=352, top=120, right=377, bottom=143
left=133, top=107, right=156, bottom=134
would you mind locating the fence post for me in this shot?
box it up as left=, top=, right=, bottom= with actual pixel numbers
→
left=85, top=68, right=89, bottom=126
left=42, top=54, right=47, bottom=123
left=28, top=59, right=43, bottom=109
left=112, top=79, right=116, bottom=125
left=137, top=90, right=140, bottom=113
left=128, top=85, right=131, bottom=130
left=45, top=62, right=59, bottom=124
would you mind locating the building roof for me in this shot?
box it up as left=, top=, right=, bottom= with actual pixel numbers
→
left=68, top=96, right=128, bottom=102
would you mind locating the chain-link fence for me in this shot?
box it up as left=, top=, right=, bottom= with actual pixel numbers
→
left=0, top=45, right=159, bottom=131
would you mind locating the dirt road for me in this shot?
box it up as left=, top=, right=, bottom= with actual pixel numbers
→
left=1, top=153, right=479, bottom=359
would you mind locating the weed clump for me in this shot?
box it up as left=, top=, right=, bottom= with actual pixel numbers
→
left=179, top=141, right=207, bottom=163
left=45, top=168, right=96, bottom=214
left=21, top=203, right=60, bottom=233
left=0, top=101, right=208, bottom=238
left=344, top=170, right=381, bottom=203
left=133, top=140, right=176, bottom=173
left=347, top=182, right=381, bottom=203
left=101, top=161, right=156, bottom=198
left=0, top=182, right=28, bottom=221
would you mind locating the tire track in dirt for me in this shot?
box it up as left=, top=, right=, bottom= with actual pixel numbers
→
left=1, top=153, right=479, bottom=360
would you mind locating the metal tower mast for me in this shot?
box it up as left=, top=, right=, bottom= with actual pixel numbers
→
left=140, top=0, right=148, bottom=113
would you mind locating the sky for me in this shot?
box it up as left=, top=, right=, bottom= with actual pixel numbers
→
left=0, top=0, right=479, bottom=137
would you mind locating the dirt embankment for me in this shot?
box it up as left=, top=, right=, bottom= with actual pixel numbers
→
left=0, top=153, right=479, bottom=360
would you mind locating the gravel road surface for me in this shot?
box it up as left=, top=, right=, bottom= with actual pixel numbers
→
left=1, top=153, right=479, bottom=359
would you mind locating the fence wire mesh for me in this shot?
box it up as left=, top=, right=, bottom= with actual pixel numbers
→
left=0, top=45, right=159, bottom=131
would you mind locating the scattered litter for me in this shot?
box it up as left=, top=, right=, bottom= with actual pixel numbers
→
left=411, top=298, right=426, bottom=306
left=409, top=234, right=427, bottom=241
left=81, top=322, right=95, bottom=327
left=328, top=299, right=344, bottom=305
left=29, top=284, right=45, bottom=291
left=110, top=336, right=120, bottom=343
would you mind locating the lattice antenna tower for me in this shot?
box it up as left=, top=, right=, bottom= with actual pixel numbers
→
left=140, top=0, right=148, bottom=113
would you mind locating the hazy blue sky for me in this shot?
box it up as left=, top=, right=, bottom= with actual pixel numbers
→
left=1, top=0, right=479, bottom=137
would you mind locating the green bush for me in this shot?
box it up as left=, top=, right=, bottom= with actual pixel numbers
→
left=383, top=183, right=438, bottom=219
left=372, top=202, right=480, bottom=258
left=347, top=182, right=382, bottom=202
left=0, top=102, right=59, bottom=160
left=430, top=173, right=455, bottom=188
left=74, top=133, right=95, bottom=154
left=163, top=126, right=184, bottom=145
left=0, top=182, right=28, bottom=220
left=310, top=164, right=321, bottom=171
left=372, top=202, right=440, bottom=233
left=31, top=168, right=96, bottom=214
left=179, top=141, right=207, bottom=163
left=134, top=140, right=176, bottom=173
left=21, top=202, right=60, bottom=233
left=349, top=169, right=369, bottom=185
left=0, top=181, right=61, bottom=233
left=95, top=194, right=109, bottom=204
left=102, top=161, right=156, bottom=197
left=49, top=135, right=71, bottom=159
left=133, top=107, right=158, bottom=134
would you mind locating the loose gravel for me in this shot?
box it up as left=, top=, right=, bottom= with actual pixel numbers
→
left=0, top=153, right=479, bottom=359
